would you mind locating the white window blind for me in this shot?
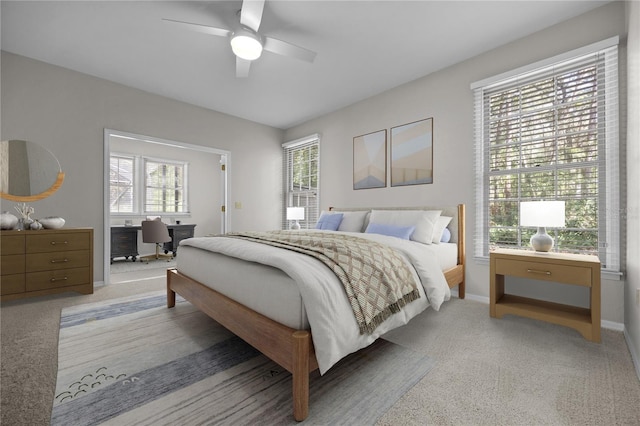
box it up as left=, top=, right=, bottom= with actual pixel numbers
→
left=472, top=39, right=620, bottom=273
left=144, top=159, right=188, bottom=213
left=283, top=134, right=320, bottom=230
left=109, top=155, right=135, bottom=213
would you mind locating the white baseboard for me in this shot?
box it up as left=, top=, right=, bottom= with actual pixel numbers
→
left=451, top=291, right=625, bottom=331
left=624, top=328, right=640, bottom=382
left=450, top=289, right=489, bottom=304
left=602, top=320, right=625, bottom=331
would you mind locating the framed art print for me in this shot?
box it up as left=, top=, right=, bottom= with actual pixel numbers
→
left=391, top=118, right=433, bottom=186
left=353, top=129, right=386, bottom=190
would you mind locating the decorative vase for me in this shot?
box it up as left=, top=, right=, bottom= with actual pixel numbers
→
left=39, top=216, right=65, bottom=229
left=30, top=220, right=44, bottom=230
left=0, top=211, right=18, bottom=230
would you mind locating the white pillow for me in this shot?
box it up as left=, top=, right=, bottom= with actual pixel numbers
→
left=432, top=216, right=453, bottom=244
left=321, top=210, right=370, bottom=232
left=369, top=210, right=442, bottom=244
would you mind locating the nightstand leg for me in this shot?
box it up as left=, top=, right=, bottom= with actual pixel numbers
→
left=490, top=274, right=504, bottom=318
left=590, top=267, right=601, bottom=343
left=490, top=255, right=504, bottom=318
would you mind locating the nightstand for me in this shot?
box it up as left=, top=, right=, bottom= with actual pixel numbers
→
left=490, top=248, right=601, bottom=342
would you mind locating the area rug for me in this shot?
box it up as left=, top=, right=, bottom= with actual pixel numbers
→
left=52, top=291, right=435, bottom=425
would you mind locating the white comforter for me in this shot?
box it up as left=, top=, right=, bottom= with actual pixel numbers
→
left=180, top=230, right=450, bottom=374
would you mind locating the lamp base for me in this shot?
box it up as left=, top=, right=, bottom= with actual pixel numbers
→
left=291, top=221, right=301, bottom=230
left=530, top=227, right=554, bottom=252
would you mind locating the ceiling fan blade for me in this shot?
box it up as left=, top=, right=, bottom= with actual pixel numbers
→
left=263, top=37, right=317, bottom=63
left=239, top=0, right=265, bottom=32
left=162, top=18, right=231, bottom=38
left=236, top=57, right=252, bottom=78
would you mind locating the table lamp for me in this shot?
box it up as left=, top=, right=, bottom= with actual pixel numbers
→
left=520, top=200, right=565, bottom=252
left=286, top=207, right=305, bottom=230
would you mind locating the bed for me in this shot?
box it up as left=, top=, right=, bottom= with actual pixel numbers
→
left=167, top=204, right=465, bottom=421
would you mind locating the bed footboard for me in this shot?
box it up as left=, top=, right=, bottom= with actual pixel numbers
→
left=167, top=268, right=318, bottom=421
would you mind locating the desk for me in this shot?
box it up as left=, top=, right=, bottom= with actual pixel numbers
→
left=110, top=224, right=196, bottom=262
left=490, top=248, right=601, bottom=342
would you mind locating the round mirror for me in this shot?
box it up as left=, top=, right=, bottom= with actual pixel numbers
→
left=0, top=140, right=65, bottom=202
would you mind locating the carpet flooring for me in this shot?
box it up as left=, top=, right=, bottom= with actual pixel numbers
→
left=1, top=271, right=639, bottom=425
left=109, top=258, right=176, bottom=274
left=51, top=292, right=435, bottom=425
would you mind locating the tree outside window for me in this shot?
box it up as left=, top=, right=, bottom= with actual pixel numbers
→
left=474, top=42, right=620, bottom=272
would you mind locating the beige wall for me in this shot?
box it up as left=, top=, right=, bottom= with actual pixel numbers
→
left=625, top=0, right=640, bottom=378
left=1, top=51, right=285, bottom=283
left=284, top=2, right=629, bottom=324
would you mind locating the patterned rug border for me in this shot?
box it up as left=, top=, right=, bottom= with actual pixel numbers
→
left=53, top=291, right=435, bottom=425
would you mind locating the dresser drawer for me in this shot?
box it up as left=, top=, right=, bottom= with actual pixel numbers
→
left=1, top=274, right=26, bottom=295
left=26, top=267, right=90, bottom=291
left=495, top=258, right=592, bottom=287
left=26, top=232, right=90, bottom=254
left=1, top=255, right=25, bottom=275
left=26, top=250, right=90, bottom=272
left=1, top=235, right=25, bottom=255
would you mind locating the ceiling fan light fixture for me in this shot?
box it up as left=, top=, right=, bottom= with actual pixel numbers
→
left=230, top=27, right=263, bottom=61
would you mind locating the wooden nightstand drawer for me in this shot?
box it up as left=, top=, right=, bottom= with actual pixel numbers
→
left=26, top=250, right=90, bottom=272
left=495, top=258, right=592, bottom=287
left=1, top=255, right=25, bottom=275
left=26, top=232, right=90, bottom=254
left=26, top=267, right=90, bottom=291
left=1, top=274, right=26, bottom=295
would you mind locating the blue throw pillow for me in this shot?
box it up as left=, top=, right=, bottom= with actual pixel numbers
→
left=365, top=222, right=415, bottom=240
left=315, top=213, right=344, bottom=231
left=440, top=227, right=451, bottom=243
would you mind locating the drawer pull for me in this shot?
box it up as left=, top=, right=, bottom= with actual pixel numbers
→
left=50, top=241, right=69, bottom=246
left=527, top=268, right=551, bottom=275
left=50, top=277, right=69, bottom=282
left=51, top=258, right=69, bottom=264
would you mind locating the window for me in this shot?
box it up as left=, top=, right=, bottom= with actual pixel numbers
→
left=109, top=155, right=135, bottom=213
left=283, top=134, right=320, bottom=229
left=109, top=154, right=188, bottom=215
left=144, top=159, right=187, bottom=213
left=472, top=38, right=620, bottom=273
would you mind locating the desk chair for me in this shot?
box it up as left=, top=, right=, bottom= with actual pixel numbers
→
left=140, top=220, right=173, bottom=262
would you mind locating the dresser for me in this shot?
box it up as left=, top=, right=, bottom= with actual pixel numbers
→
left=1, top=228, right=93, bottom=301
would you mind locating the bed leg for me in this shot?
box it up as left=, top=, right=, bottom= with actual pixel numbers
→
left=292, top=330, right=310, bottom=421
left=458, top=280, right=465, bottom=299
left=167, top=270, right=176, bottom=308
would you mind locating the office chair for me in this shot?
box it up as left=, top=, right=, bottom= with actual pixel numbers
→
left=140, top=219, right=173, bottom=262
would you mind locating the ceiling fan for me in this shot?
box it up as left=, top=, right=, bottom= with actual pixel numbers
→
left=163, top=0, right=317, bottom=78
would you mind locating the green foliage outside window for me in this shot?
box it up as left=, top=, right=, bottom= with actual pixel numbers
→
left=487, top=65, right=600, bottom=256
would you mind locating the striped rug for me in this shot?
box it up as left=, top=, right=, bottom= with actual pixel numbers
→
left=52, top=291, right=435, bottom=425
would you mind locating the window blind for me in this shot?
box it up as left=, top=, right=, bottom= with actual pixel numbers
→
left=282, top=134, right=320, bottom=230
left=144, top=159, right=188, bottom=213
left=473, top=41, right=620, bottom=273
left=109, top=155, right=135, bottom=213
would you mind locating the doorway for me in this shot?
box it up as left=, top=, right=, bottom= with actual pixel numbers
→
left=103, top=129, right=230, bottom=284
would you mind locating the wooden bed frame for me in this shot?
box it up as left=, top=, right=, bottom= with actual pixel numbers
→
left=167, top=204, right=465, bottom=421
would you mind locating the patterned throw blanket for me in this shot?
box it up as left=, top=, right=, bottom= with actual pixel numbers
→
left=226, top=231, right=420, bottom=335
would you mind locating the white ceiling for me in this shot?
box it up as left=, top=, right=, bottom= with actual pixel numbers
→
left=1, top=1, right=611, bottom=129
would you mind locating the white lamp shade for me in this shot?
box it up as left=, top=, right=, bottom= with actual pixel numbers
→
left=520, top=201, right=565, bottom=228
left=286, top=207, right=305, bottom=221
